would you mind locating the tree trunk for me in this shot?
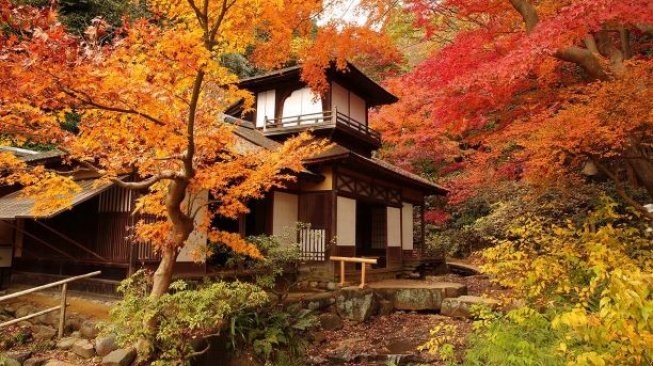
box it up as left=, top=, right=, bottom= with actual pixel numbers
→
left=629, top=158, right=653, bottom=201
left=149, top=179, right=194, bottom=299
left=150, top=247, right=179, bottom=298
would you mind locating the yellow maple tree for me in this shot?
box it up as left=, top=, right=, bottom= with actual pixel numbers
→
left=0, top=0, right=398, bottom=297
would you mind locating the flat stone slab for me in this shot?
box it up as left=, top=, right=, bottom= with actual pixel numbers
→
left=102, top=348, right=136, bottom=366
left=441, top=295, right=500, bottom=319
left=368, top=279, right=468, bottom=311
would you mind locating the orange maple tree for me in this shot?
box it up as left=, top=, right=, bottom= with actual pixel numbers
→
left=0, top=0, right=399, bottom=297
left=373, top=0, right=653, bottom=218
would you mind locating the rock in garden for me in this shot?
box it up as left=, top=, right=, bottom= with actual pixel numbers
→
left=440, top=295, right=500, bottom=319
left=56, top=336, right=79, bottom=350
left=4, top=303, right=17, bottom=316
left=32, top=324, right=57, bottom=341
left=95, top=335, right=118, bottom=356
left=336, top=287, right=378, bottom=322
left=24, top=357, right=48, bottom=366
left=326, top=282, right=337, bottom=291
left=319, top=313, right=343, bottom=331
left=80, top=320, right=99, bottom=339
left=394, top=288, right=442, bottom=311
left=72, top=338, right=96, bottom=359
left=101, top=348, right=136, bottom=366
left=15, top=304, right=37, bottom=319
left=5, top=351, right=32, bottom=363
left=377, top=299, right=394, bottom=316
left=1, top=357, right=20, bottom=366
left=44, top=361, right=78, bottom=366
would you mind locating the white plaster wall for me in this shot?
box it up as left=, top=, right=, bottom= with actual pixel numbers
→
left=331, top=82, right=349, bottom=116
left=256, top=90, right=276, bottom=128
left=401, top=203, right=414, bottom=250
left=336, top=196, right=356, bottom=246
left=178, top=190, right=209, bottom=262
left=283, top=87, right=322, bottom=125
left=350, top=92, right=366, bottom=124
left=272, top=191, right=299, bottom=243
left=387, top=207, right=402, bottom=247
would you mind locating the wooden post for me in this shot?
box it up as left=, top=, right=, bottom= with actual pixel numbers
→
left=339, top=260, right=345, bottom=287
left=58, top=283, right=67, bottom=338
left=360, top=263, right=367, bottom=289
left=332, top=106, right=337, bottom=125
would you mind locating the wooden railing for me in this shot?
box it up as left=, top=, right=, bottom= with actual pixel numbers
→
left=263, top=107, right=381, bottom=142
left=0, top=271, right=101, bottom=338
left=330, top=256, right=378, bottom=289
left=299, top=228, right=327, bottom=262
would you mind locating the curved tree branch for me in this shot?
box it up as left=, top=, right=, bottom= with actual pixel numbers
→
left=591, top=157, right=653, bottom=220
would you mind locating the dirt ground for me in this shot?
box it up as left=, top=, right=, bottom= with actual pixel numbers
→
left=308, top=312, right=472, bottom=365
left=307, top=274, right=502, bottom=365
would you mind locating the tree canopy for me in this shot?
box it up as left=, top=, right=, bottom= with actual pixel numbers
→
left=0, top=0, right=399, bottom=297
left=373, top=0, right=653, bottom=218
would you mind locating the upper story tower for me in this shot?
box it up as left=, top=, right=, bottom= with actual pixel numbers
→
left=232, top=63, right=398, bottom=157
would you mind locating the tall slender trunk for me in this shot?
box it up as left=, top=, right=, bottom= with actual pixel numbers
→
left=150, top=247, right=179, bottom=298
left=149, top=179, right=194, bottom=299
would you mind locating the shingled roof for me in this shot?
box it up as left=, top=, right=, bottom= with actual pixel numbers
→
left=304, top=144, right=448, bottom=195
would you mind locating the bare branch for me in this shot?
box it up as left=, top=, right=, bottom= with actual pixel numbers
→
left=555, top=47, right=609, bottom=80
left=509, top=0, right=539, bottom=33
left=591, top=158, right=653, bottom=220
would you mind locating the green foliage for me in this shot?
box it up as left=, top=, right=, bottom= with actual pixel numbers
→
left=474, top=197, right=653, bottom=366
left=246, top=234, right=302, bottom=302
left=103, top=270, right=268, bottom=365
left=211, top=229, right=305, bottom=303
left=229, top=306, right=318, bottom=364
left=418, top=321, right=461, bottom=364
left=16, top=0, right=150, bottom=34
left=464, top=308, right=565, bottom=366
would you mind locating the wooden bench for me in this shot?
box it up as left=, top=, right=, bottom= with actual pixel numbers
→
left=330, top=256, right=378, bottom=289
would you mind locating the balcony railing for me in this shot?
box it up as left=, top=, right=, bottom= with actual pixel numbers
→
left=262, top=108, right=381, bottom=142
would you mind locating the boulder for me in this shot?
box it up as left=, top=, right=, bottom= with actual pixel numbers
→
left=24, top=357, right=48, bottom=366
left=0, top=357, right=20, bottom=366
left=32, top=325, right=57, bottom=341
left=326, top=337, right=365, bottom=363
left=15, top=304, right=37, bottom=319
left=56, top=336, right=79, bottom=350
left=72, top=338, right=96, bottom=359
left=101, top=348, right=136, bottom=366
left=44, top=361, right=78, bottom=366
left=336, top=287, right=378, bottom=322
left=5, top=351, right=31, bottom=363
left=318, top=313, right=343, bottom=331
left=80, top=320, right=99, bottom=339
left=394, top=288, right=442, bottom=311
left=326, top=282, right=337, bottom=291
left=4, top=303, right=17, bottom=316
left=440, top=295, right=500, bottom=319
left=95, top=335, right=118, bottom=356
left=377, top=299, right=394, bottom=316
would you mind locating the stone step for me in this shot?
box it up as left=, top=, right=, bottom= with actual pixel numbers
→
left=441, top=295, right=500, bottom=319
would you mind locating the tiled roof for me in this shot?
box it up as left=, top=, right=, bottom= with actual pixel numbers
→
left=304, top=144, right=448, bottom=195
left=0, top=179, right=114, bottom=219
left=0, top=146, right=64, bottom=163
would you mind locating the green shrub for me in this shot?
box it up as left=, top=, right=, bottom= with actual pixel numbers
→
left=228, top=306, right=318, bottom=364
left=103, top=270, right=269, bottom=366
left=464, top=308, right=565, bottom=366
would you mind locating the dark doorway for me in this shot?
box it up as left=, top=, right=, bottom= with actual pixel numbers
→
left=355, top=201, right=386, bottom=268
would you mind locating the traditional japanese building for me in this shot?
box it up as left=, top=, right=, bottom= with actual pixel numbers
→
left=223, top=63, right=448, bottom=280
left=0, top=63, right=446, bottom=290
